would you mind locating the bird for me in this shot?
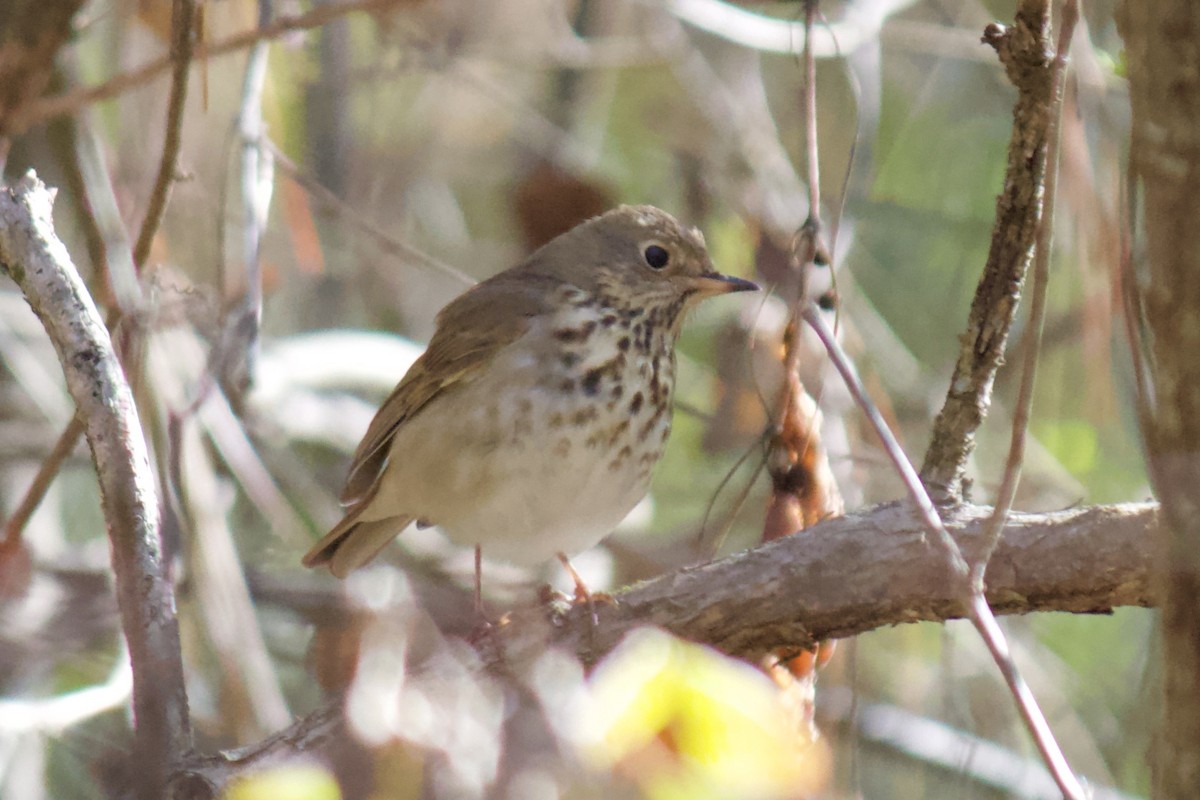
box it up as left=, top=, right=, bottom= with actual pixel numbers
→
left=302, top=205, right=758, bottom=603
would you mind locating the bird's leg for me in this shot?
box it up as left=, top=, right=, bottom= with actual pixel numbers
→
left=474, top=543, right=487, bottom=622
left=466, top=544, right=506, bottom=645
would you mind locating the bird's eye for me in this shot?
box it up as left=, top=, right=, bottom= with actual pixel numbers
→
left=643, top=244, right=670, bottom=269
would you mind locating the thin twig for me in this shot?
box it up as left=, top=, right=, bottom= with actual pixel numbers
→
left=21, top=0, right=403, bottom=129
left=802, top=0, right=821, bottom=226
left=214, top=0, right=275, bottom=399
left=965, top=592, right=1085, bottom=798
left=762, top=0, right=843, bottom=540
left=974, top=0, right=1079, bottom=588
left=782, top=0, right=821, bottom=390
left=132, top=0, right=197, bottom=270
left=47, top=108, right=116, bottom=308
left=268, top=141, right=476, bottom=287
left=2, top=416, right=83, bottom=545
left=803, top=304, right=1085, bottom=799
left=699, top=435, right=770, bottom=554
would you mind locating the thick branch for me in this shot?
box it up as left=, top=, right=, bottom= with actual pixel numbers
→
left=491, top=501, right=1157, bottom=669
left=920, top=3, right=1054, bottom=499
left=0, top=174, right=191, bottom=799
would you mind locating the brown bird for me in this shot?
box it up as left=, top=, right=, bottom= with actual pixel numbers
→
left=302, top=205, right=757, bottom=593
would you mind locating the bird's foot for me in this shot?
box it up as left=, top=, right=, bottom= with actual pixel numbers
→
left=554, top=552, right=619, bottom=626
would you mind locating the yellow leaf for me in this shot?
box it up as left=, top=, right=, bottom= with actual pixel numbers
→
left=222, top=764, right=341, bottom=800
left=576, top=628, right=829, bottom=800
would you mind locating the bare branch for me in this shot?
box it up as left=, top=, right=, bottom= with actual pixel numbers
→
left=132, top=0, right=198, bottom=270
left=1, top=415, right=83, bottom=545
left=488, top=500, right=1156, bottom=668
left=977, top=0, right=1080, bottom=585
left=0, top=173, right=190, bottom=800
left=920, top=2, right=1056, bottom=500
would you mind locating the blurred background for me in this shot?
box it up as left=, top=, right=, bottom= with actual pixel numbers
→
left=0, top=0, right=1149, bottom=798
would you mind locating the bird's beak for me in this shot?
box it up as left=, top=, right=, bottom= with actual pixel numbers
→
left=689, top=271, right=760, bottom=296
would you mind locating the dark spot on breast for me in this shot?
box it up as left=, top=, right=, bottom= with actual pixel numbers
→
left=560, top=378, right=576, bottom=393
left=601, top=314, right=617, bottom=327
left=629, top=392, right=644, bottom=414
left=618, top=337, right=631, bottom=352
left=611, top=384, right=624, bottom=400
left=549, top=412, right=565, bottom=427
left=607, top=419, right=631, bottom=446
left=639, top=407, right=666, bottom=439
left=561, top=352, right=580, bottom=369
left=608, top=445, right=635, bottom=471
left=573, top=406, right=599, bottom=425
left=582, top=368, right=603, bottom=396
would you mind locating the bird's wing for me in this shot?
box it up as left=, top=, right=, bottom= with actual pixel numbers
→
left=338, top=272, right=555, bottom=505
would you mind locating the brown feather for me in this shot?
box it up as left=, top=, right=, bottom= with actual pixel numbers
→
left=337, top=271, right=556, bottom=506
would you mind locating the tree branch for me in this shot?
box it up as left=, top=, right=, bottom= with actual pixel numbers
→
left=0, top=173, right=191, bottom=800
left=132, top=0, right=197, bottom=271
left=920, top=3, right=1055, bottom=500
left=488, top=500, right=1156, bottom=669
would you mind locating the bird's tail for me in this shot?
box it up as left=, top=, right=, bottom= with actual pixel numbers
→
left=302, top=512, right=414, bottom=578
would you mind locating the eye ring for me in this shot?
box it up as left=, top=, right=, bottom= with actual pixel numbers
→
left=643, top=244, right=670, bottom=270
